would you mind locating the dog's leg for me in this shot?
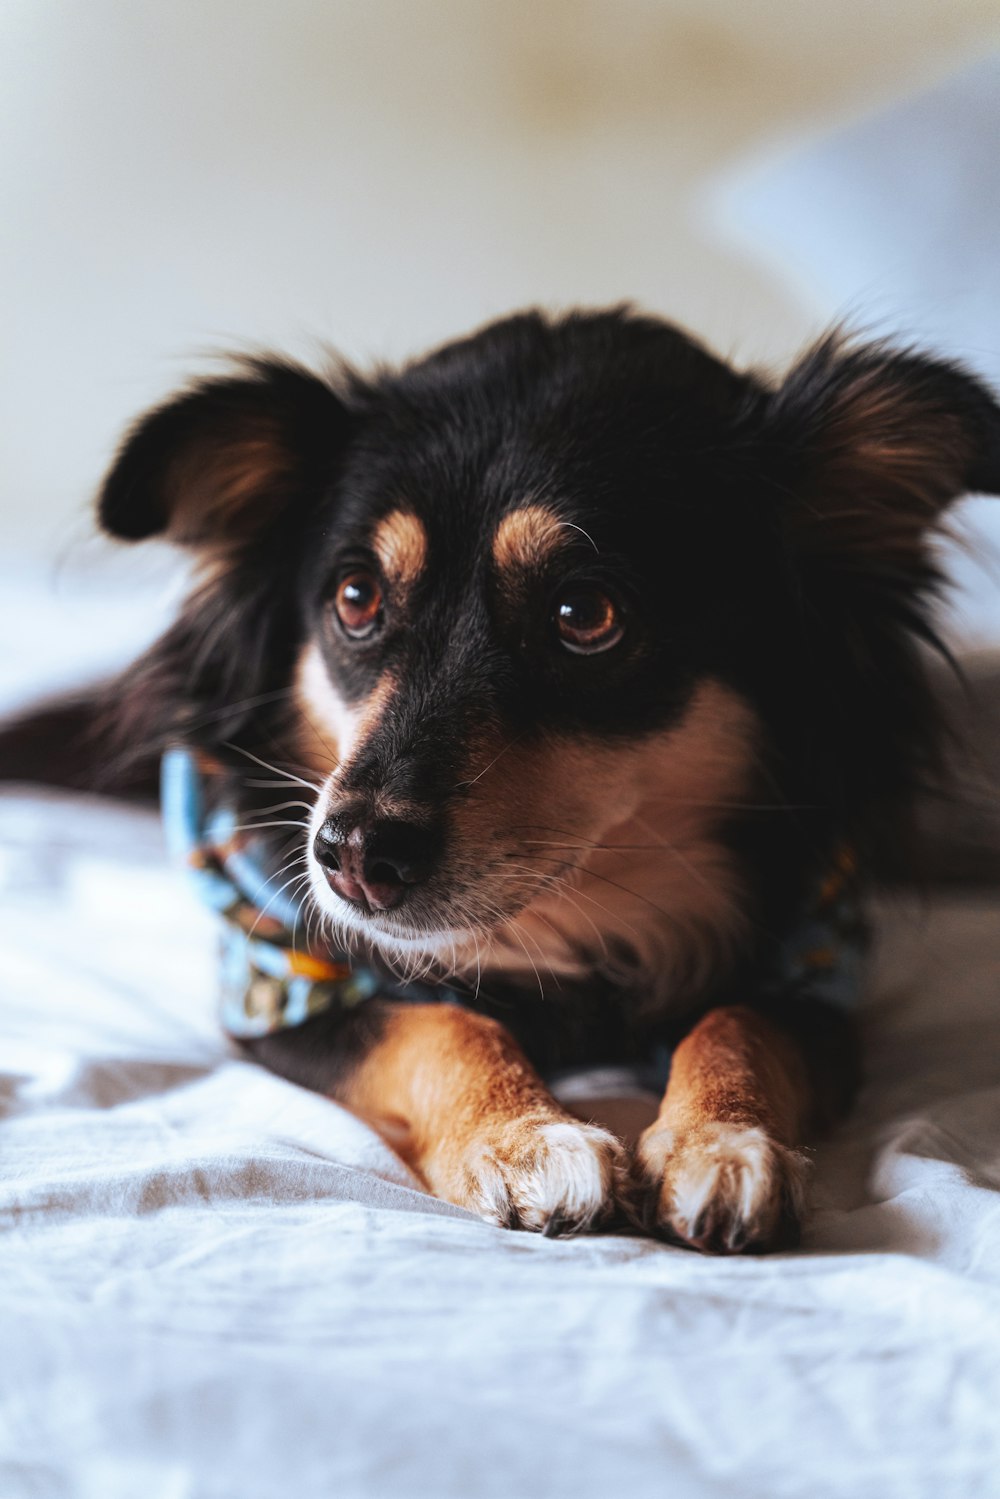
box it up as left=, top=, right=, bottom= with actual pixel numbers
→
left=333, top=1002, right=629, bottom=1235
left=635, top=1002, right=854, bottom=1253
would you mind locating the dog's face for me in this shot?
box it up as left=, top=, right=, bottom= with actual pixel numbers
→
left=292, top=321, right=764, bottom=974
left=99, top=309, right=1000, bottom=990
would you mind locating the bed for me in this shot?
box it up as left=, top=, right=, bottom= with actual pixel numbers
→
left=2, top=583, right=1000, bottom=1499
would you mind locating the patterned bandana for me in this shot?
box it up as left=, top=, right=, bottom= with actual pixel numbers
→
left=161, top=746, right=865, bottom=1047
left=161, top=746, right=447, bottom=1039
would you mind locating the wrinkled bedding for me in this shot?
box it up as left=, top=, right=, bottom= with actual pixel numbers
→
left=1, top=782, right=1000, bottom=1499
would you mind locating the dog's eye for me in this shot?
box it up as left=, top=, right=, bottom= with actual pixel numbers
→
left=334, top=570, right=383, bottom=639
left=554, top=588, right=623, bottom=655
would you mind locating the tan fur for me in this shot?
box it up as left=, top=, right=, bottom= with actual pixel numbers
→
left=372, top=509, right=428, bottom=594
left=449, top=679, right=758, bottom=1003
left=492, top=504, right=567, bottom=575
left=636, top=1006, right=811, bottom=1251
left=803, top=372, right=971, bottom=562
left=167, top=423, right=291, bottom=547
left=336, top=1003, right=627, bottom=1230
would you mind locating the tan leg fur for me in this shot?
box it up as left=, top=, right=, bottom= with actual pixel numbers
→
left=336, top=1004, right=629, bottom=1235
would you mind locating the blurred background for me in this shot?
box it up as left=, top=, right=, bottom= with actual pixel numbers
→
left=3, top=0, right=1000, bottom=707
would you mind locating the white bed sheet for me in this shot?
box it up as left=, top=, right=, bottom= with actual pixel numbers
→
left=2, top=784, right=1000, bottom=1499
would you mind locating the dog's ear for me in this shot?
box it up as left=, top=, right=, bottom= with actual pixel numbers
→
left=97, top=357, right=353, bottom=549
left=769, top=335, right=1000, bottom=566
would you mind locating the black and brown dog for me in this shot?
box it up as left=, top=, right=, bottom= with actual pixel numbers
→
left=7, top=307, right=1000, bottom=1250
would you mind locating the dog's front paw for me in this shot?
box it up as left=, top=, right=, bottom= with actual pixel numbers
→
left=635, top=1121, right=808, bottom=1254
left=434, top=1115, right=629, bottom=1236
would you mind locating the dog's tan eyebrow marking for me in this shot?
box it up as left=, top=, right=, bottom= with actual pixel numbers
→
left=372, top=509, right=428, bottom=593
left=492, top=504, right=569, bottom=574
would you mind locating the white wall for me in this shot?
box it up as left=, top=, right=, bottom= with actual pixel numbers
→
left=2, top=1, right=999, bottom=636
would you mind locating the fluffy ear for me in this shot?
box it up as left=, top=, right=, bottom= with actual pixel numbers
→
left=97, top=357, right=353, bottom=548
left=768, top=335, right=1000, bottom=566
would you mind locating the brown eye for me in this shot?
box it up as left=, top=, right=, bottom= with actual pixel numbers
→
left=333, top=570, right=383, bottom=639
left=554, top=588, right=623, bottom=655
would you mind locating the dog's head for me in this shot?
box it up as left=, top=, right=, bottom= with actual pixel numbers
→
left=99, top=309, right=1000, bottom=990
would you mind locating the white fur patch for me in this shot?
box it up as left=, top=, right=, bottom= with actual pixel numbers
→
left=296, top=641, right=361, bottom=767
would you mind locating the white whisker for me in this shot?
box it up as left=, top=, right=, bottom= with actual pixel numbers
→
left=223, top=741, right=320, bottom=793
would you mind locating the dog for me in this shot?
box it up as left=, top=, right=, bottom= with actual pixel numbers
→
left=8, top=307, right=1000, bottom=1251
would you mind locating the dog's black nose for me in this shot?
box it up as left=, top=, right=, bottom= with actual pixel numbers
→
left=313, top=818, right=436, bottom=912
